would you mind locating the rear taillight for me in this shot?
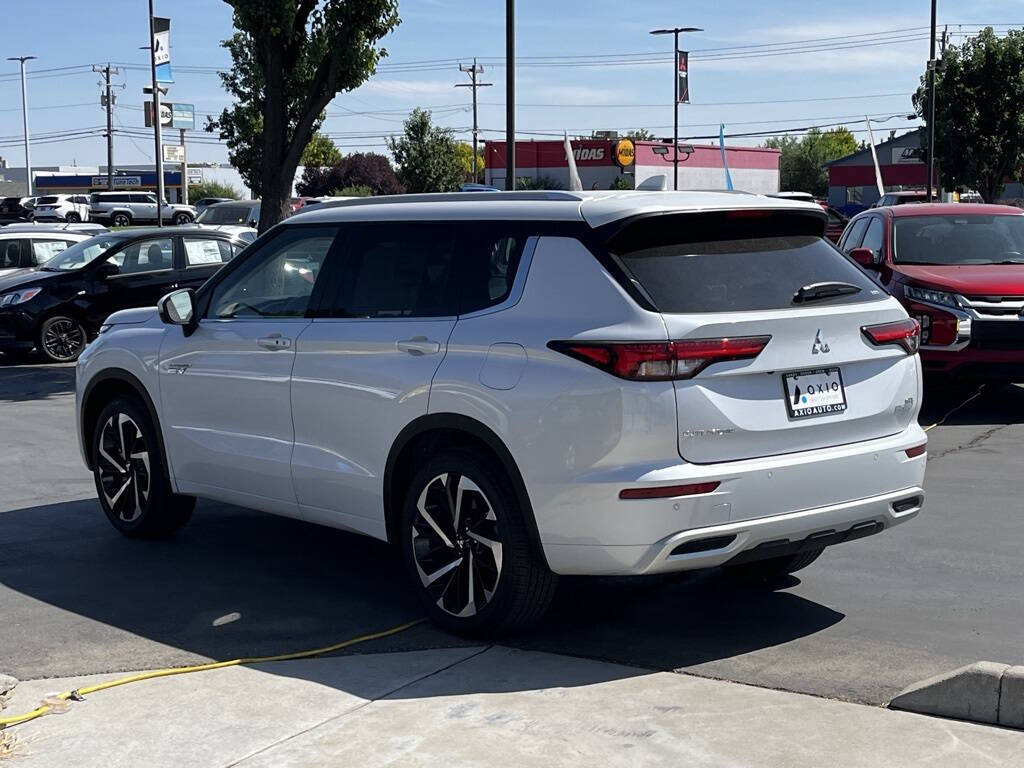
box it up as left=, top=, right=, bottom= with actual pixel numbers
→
left=862, top=318, right=920, bottom=354
left=549, top=336, right=771, bottom=381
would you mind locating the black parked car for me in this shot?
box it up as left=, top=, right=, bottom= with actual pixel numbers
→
left=0, top=196, right=37, bottom=223
left=0, top=226, right=248, bottom=363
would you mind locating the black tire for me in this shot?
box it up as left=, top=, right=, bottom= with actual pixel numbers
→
left=91, top=396, right=194, bottom=538
left=173, top=212, right=193, bottom=225
left=400, top=449, right=557, bottom=638
left=726, top=547, right=824, bottom=583
left=37, top=315, right=87, bottom=363
left=111, top=212, right=131, bottom=227
left=65, top=212, right=81, bottom=223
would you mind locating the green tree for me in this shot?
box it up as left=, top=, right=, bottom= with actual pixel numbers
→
left=208, top=1, right=400, bottom=231
left=335, top=184, right=374, bottom=196
left=913, top=27, right=1024, bottom=202
left=454, top=142, right=485, bottom=183
left=387, top=109, right=465, bottom=193
left=188, top=180, right=242, bottom=201
left=764, top=127, right=857, bottom=196
left=625, top=129, right=655, bottom=140
left=301, top=131, right=343, bottom=167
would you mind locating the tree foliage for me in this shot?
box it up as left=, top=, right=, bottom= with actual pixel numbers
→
left=188, top=180, right=242, bottom=200
left=208, top=1, right=400, bottom=231
left=301, top=131, right=343, bottom=167
left=913, top=27, right=1024, bottom=202
left=454, top=142, right=485, bottom=183
left=625, top=129, right=655, bottom=140
left=763, top=128, right=857, bottom=196
left=517, top=175, right=564, bottom=190
left=295, top=152, right=404, bottom=196
left=387, top=109, right=465, bottom=193
left=336, top=184, right=374, bottom=197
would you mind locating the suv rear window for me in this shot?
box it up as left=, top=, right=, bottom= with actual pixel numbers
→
left=38, top=196, right=59, bottom=205
left=608, top=212, right=883, bottom=313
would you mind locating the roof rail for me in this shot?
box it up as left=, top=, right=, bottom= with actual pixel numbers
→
left=308, top=191, right=585, bottom=210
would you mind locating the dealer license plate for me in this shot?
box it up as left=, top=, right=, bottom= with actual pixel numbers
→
left=783, top=367, right=847, bottom=419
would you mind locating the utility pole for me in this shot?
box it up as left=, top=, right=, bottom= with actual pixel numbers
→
left=148, top=0, right=165, bottom=226
left=456, top=59, right=492, bottom=184
left=180, top=128, right=188, bottom=206
left=7, top=55, right=36, bottom=197
left=926, top=0, right=937, bottom=202
left=94, top=64, right=120, bottom=190
left=505, top=0, right=516, bottom=191
left=650, top=27, right=702, bottom=190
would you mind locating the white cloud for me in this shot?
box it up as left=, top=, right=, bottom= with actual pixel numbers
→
left=361, top=79, right=457, bottom=98
left=531, top=84, right=632, bottom=106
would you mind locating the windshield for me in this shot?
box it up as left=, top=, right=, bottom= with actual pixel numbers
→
left=893, top=214, right=1024, bottom=265
left=40, top=234, right=126, bottom=271
left=197, top=204, right=256, bottom=225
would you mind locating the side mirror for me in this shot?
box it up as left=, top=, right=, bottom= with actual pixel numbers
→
left=158, top=289, right=195, bottom=327
left=248, top=218, right=258, bottom=228
left=96, top=262, right=119, bottom=279
left=849, top=247, right=878, bottom=269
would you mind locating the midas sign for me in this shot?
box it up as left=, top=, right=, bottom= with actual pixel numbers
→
left=615, top=138, right=635, bottom=168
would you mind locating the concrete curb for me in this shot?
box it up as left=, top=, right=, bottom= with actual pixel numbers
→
left=0, top=673, right=17, bottom=697
left=888, top=661, right=1024, bottom=729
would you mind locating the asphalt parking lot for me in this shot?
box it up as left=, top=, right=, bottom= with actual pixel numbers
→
left=2, top=358, right=1023, bottom=707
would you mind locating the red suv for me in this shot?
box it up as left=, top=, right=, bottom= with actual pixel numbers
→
left=839, top=203, right=1024, bottom=380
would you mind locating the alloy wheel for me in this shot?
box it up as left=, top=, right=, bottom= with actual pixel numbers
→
left=411, top=473, right=504, bottom=618
left=42, top=319, right=84, bottom=362
left=97, top=413, right=151, bottom=523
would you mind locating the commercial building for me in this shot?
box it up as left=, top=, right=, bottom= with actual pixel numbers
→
left=824, top=129, right=934, bottom=213
left=484, top=139, right=780, bottom=194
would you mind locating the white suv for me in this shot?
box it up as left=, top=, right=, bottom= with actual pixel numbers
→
left=32, top=194, right=91, bottom=223
left=75, top=191, right=927, bottom=636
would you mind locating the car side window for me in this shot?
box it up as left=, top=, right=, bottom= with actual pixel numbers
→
left=105, top=238, right=174, bottom=275
left=841, top=218, right=869, bottom=253
left=325, top=222, right=457, bottom=318
left=183, top=237, right=234, bottom=267
left=30, top=239, right=75, bottom=264
left=861, top=217, right=885, bottom=261
left=0, top=239, right=29, bottom=268
left=208, top=227, right=336, bottom=319
left=454, top=223, right=529, bottom=314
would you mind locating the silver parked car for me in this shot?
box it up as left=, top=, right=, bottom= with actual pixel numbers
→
left=89, top=192, right=196, bottom=227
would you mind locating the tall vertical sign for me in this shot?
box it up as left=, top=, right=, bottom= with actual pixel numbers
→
left=677, top=51, right=689, bottom=104
left=153, top=17, right=173, bottom=83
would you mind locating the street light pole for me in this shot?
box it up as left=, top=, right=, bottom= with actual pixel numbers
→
left=926, top=0, right=937, bottom=202
left=505, top=0, right=515, bottom=191
left=148, top=0, right=165, bottom=226
left=7, top=56, right=36, bottom=197
left=650, top=27, right=702, bottom=191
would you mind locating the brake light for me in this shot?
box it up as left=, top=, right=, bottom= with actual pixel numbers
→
left=549, top=336, right=771, bottom=380
left=861, top=318, right=920, bottom=354
left=619, top=481, right=720, bottom=500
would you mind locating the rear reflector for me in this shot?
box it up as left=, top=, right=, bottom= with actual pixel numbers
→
left=905, top=443, right=927, bottom=458
left=862, top=318, right=920, bottom=354
left=549, top=336, right=770, bottom=380
left=619, top=481, right=720, bottom=500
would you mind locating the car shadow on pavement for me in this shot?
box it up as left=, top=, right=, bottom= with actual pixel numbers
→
left=1, top=496, right=843, bottom=697
left=919, top=380, right=1024, bottom=427
left=0, top=360, right=75, bottom=402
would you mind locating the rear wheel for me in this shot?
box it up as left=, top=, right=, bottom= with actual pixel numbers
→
left=65, top=212, right=81, bottom=223
left=111, top=212, right=131, bottom=227
left=400, top=450, right=557, bottom=637
left=173, top=212, right=193, bottom=225
left=38, top=315, right=87, bottom=363
left=726, top=547, right=824, bottom=583
left=92, top=396, right=194, bottom=538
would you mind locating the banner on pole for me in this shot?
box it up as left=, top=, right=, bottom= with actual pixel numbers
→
left=154, top=17, right=173, bottom=83
left=677, top=51, right=689, bottom=103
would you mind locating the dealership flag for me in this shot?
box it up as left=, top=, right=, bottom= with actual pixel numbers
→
left=153, top=17, right=173, bottom=83
left=677, top=51, right=689, bottom=103
left=564, top=132, right=583, bottom=192
left=719, top=124, right=734, bottom=191
left=864, top=116, right=885, bottom=197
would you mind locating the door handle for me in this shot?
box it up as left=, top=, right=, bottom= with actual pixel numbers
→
left=397, top=336, right=441, bottom=356
left=257, top=334, right=292, bottom=350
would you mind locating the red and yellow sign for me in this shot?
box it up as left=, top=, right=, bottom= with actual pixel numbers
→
left=614, top=138, right=636, bottom=168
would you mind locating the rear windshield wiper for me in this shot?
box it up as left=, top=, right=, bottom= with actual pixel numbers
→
left=792, top=281, right=862, bottom=304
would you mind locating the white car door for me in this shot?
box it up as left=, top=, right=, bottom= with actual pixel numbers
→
left=289, top=220, right=460, bottom=538
left=159, top=224, right=339, bottom=515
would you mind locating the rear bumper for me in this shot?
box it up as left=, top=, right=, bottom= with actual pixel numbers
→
left=536, top=423, right=927, bottom=575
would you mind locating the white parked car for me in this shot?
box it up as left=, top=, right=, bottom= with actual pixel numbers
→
left=75, top=191, right=927, bottom=636
left=0, top=228, right=92, bottom=276
left=32, top=194, right=91, bottom=223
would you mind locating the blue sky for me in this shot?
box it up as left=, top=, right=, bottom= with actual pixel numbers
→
left=0, top=0, right=1020, bottom=168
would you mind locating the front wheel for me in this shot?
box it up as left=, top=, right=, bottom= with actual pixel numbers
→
left=92, top=396, right=194, bottom=538
left=38, top=315, right=87, bottom=363
left=400, top=450, right=557, bottom=637
left=173, top=212, right=193, bottom=225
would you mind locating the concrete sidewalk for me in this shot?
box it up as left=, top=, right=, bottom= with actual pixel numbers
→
left=3, top=646, right=1023, bottom=767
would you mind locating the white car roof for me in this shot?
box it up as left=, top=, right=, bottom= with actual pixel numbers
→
left=289, top=190, right=823, bottom=229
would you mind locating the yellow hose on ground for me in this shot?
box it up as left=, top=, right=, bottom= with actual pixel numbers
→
left=0, top=618, right=424, bottom=729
